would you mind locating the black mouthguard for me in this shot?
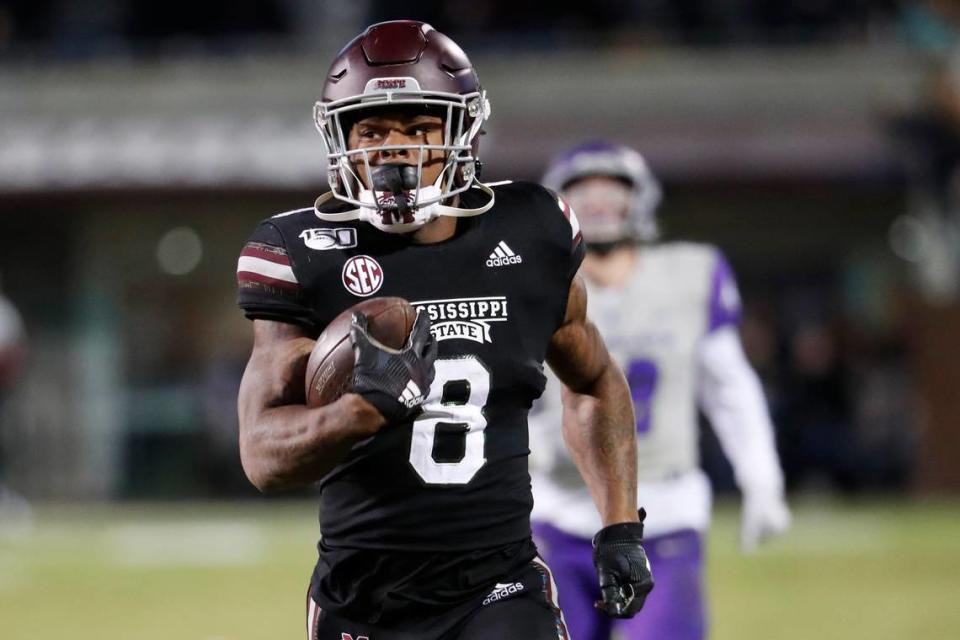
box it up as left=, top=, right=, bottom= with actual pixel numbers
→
left=371, top=164, right=420, bottom=221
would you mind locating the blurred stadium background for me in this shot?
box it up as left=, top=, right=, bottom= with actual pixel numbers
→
left=2, top=1, right=960, bottom=638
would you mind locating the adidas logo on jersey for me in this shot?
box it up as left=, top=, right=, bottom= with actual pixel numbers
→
left=486, top=241, right=523, bottom=267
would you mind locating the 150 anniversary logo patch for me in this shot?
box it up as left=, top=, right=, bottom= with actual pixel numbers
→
left=300, top=228, right=357, bottom=250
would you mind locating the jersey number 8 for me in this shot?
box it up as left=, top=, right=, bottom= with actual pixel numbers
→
left=409, top=356, right=490, bottom=485
left=626, top=358, right=659, bottom=435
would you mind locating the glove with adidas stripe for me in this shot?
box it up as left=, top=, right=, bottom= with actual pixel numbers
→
left=350, top=309, right=438, bottom=424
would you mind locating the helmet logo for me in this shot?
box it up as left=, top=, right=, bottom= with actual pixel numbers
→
left=376, top=78, right=407, bottom=90
left=363, top=77, right=421, bottom=94
left=342, top=255, right=384, bottom=297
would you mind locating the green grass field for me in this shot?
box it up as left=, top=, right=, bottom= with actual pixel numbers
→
left=1, top=498, right=958, bottom=640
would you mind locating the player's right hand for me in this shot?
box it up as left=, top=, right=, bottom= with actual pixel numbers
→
left=741, top=489, right=791, bottom=553
left=592, top=508, right=655, bottom=618
left=350, top=309, right=438, bottom=424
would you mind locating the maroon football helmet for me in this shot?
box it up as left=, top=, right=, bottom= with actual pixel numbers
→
left=313, top=21, right=492, bottom=229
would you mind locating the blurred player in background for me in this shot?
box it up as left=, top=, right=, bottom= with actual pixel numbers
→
left=0, top=281, right=30, bottom=532
left=236, top=22, right=651, bottom=640
left=530, top=142, right=791, bottom=640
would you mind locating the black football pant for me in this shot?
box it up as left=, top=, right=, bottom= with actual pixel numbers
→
left=307, top=557, right=570, bottom=640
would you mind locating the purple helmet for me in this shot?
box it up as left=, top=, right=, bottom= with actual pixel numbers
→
left=313, top=21, right=491, bottom=221
left=542, top=141, right=662, bottom=243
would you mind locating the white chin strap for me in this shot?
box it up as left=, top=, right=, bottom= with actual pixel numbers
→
left=314, top=181, right=496, bottom=234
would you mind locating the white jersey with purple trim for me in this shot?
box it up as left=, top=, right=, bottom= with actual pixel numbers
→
left=530, top=242, right=741, bottom=539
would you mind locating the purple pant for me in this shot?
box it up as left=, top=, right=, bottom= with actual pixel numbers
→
left=533, top=522, right=706, bottom=640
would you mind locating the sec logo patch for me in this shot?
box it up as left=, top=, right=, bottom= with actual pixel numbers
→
left=342, top=255, right=384, bottom=297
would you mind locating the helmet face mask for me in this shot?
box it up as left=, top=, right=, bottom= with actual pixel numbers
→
left=315, top=83, right=487, bottom=206
left=313, top=21, right=493, bottom=233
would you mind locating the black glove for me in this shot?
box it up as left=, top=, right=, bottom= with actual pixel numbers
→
left=350, top=309, right=438, bottom=423
left=592, top=508, right=655, bottom=618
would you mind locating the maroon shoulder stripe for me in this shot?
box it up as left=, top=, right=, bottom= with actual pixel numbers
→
left=237, top=271, right=301, bottom=292
left=557, top=196, right=583, bottom=250
left=241, top=243, right=290, bottom=266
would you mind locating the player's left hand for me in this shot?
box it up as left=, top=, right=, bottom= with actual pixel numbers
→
left=592, top=508, right=654, bottom=618
left=741, top=490, right=791, bottom=553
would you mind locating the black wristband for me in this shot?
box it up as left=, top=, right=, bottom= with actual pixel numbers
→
left=593, top=508, right=647, bottom=546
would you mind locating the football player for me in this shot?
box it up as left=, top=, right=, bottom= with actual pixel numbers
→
left=235, top=22, right=653, bottom=640
left=530, top=142, right=791, bottom=640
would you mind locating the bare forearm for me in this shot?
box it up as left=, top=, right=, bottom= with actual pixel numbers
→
left=561, top=364, right=639, bottom=526
left=240, top=394, right=384, bottom=492
left=234, top=320, right=388, bottom=491
left=548, top=274, right=639, bottom=526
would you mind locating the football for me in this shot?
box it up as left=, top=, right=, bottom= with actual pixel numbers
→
left=304, top=297, right=417, bottom=407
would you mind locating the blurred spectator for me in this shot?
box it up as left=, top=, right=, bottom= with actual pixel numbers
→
left=893, top=2, right=960, bottom=206
left=779, top=321, right=859, bottom=491
left=0, top=284, right=26, bottom=390
left=889, top=1, right=960, bottom=304
left=850, top=340, right=916, bottom=488
left=0, top=281, right=31, bottom=533
left=900, top=0, right=960, bottom=54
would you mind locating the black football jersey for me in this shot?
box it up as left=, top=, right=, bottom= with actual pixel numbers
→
left=237, top=181, right=584, bottom=551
